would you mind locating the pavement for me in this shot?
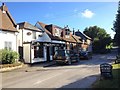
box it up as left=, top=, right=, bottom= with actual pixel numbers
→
left=15, top=61, right=56, bottom=72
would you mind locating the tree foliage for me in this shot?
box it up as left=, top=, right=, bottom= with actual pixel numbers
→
left=84, top=26, right=112, bottom=53
left=113, top=1, right=120, bottom=52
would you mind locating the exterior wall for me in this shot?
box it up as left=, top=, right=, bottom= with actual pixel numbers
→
left=23, top=43, right=48, bottom=64
left=86, top=39, right=92, bottom=52
left=17, top=29, right=22, bottom=46
left=18, top=29, right=42, bottom=45
left=0, top=30, right=17, bottom=51
left=36, top=32, right=41, bottom=39
left=86, top=39, right=91, bottom=45
left=87, top=41, right=92, bottom=52
left=23, top=29, right=35, bottom=42
left=23, top=43, right=30, bottom=63
left=81, top=44, right=88, bottom=51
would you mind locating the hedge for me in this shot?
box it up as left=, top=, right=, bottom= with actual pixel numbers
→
left=0, top=49, right=19, bottom=64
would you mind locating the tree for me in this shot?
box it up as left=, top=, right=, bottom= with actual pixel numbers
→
left=113, top=1, right=120, bottom=53
left=84, top=26, right=112, bottom=53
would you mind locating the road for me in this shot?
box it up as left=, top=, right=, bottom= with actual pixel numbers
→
left=1, top=49, right=117, bottom=88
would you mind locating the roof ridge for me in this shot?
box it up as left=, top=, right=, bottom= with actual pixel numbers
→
left=0, top=3, right=17, bottom=27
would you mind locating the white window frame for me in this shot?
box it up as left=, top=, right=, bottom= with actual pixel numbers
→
left=4, top=41, right=12, bottom=50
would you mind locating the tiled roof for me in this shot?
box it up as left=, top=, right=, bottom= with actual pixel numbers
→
left=83, top=33, right=91, bottom=40
left=63, top=35, right=76, bottom=43
left=72, top=35, right=82, bottom=43
left=18, top=22, right=41, bottom=32
left=0, top=3, right=18, bottom=32
left=38, top=22, right=63, bottom=41
left=75, top=30, right=91, bottom=40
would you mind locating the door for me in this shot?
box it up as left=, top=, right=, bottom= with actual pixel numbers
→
left=18, top=46, right=23, bottom=60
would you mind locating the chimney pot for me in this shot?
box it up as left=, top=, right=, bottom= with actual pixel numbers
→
left=2, top=3, right=5, bottom=6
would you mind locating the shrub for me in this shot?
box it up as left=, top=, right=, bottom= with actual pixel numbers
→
left=0, top=49, right=19, bottom=64
left=0, top=50, right=2, bottom=64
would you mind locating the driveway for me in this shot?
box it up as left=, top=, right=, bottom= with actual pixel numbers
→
left=1, top=50, right=116, bottom=88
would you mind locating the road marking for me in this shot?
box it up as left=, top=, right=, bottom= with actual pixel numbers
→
left=33, top=70, right=69, bottom=85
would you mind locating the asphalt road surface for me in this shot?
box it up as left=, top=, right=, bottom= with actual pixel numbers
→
left=1, top=49, right=117, bottom=88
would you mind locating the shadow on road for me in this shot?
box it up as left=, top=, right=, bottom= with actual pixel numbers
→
left=57, top=74, right=99, bottom=89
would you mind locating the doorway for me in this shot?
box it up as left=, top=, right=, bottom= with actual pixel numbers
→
left=18, top=46, right=23, bottom=61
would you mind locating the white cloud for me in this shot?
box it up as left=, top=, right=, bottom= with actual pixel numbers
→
left=74, top=9, right=78, bottom=13
left=81, top=9, right=94, bottom=18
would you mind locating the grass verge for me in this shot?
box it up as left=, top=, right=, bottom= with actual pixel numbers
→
left=92, top=64, right=120, bottom=88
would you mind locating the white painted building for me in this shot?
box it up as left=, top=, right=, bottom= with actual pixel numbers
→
left=17, top=22, right=51, bottom=63
left=0, top=3, right=18, bottom=52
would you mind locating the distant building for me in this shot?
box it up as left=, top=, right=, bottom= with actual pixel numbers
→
left=75, top=30, right=92, bottom=52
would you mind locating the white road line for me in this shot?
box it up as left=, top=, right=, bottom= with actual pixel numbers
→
left=33, top=70, right=69, bottom=85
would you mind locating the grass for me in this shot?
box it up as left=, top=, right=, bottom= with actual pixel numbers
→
left=92, top=64, right=120, bottom=88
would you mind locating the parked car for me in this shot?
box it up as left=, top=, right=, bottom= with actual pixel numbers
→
left=79, top=51, right=92, bottom=60
left=53, top=49, right=79, bottom=65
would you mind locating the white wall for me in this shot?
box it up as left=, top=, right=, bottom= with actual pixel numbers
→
left=36, top=32, right=43, bottom=39
left=86, top=39, right=92, bottom=52
left=0, top=30, right=17, bottom=52
left=23, top=43, right=30, bottom=63
left=17, top=29, right=22, bottom=46
left=18, top=29, right=43, bottom=45
left=23, top=29, right=34, bottom=42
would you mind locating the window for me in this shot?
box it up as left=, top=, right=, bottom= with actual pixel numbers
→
left=4, top=41, right=12, bottom=50
left=34, top=45, right=43, bottom=58
left=54, top=28, right=60, bottom=36
left=65, top=29, right=70, bottom=35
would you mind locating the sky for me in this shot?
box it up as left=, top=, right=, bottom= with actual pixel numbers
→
left=1, top=2, right=118, bottom=38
